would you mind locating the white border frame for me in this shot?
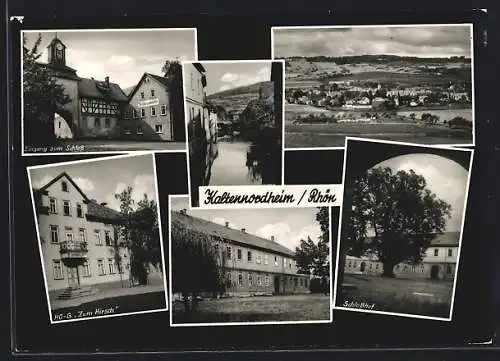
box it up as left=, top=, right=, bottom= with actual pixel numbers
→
left=332, top=136, right=474, bottom=322
left=270, top=23, right=476, bottom=151
left=21, top=27, right=198, bottom=157
left=168, top=194, right=334, bottom=327
left=181, top=59, right=286, bottom=210
left=27, top=152, right=169, bottom=324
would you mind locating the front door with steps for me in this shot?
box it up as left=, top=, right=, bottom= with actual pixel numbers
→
left=67, top=266, right=80, bottom=289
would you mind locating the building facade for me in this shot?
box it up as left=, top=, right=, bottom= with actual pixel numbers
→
left=344, top=232, right=460, bottom=281
left=33, top=173, right=131, bottom=299
left=184, top=62, right=207, bottom=133
left=172, top=209, right=310, bottom=296
left=124, top=73, right=175, bottom=141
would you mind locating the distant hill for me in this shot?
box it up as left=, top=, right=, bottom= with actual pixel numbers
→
left=207, top=81, right=273, bottom=116
left=280, top=54, right=472, bottom=65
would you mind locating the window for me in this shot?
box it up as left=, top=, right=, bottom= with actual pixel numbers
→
left=105, top=118, right=111, bottom=128
left=133, top=109, right=138, bottom=118
left=257, top=276, right=262, bottom=286
left=226, top=246, right=232, bottom=259
left=305, top=278, right=308, bottom=288
left=161, top=105, right=167, bottom=115
left=94, top=118, right=100, bottom=128
left=52, top=260, right=64, bottom=280
left=95, top=230, right=102, bottom=245
left=256, top=254, right=261, bottom=264
left=79, top=228, right=86, bottom=243
left=375, top=263, right=379, bottom=270
left=141, top=108, right=146, bottom=117
left=274, top=256, right=278, bottom=266
left=265, top=275, right=269, bottom=286
left=63, top=200, right=71, bottom=216
left=247, top=251, right=252, bottom=262
left=151, top=107, right=156, bottom=116
left=448, top=249, right=453, bottom=257
left=105, top=230, right=112, bottom=246
left=76, top=203, right=83, bottom=218
left=369, top=263, right=373, bottom=270
left=294, top=277, right=298, bottom=286
left=82, top=261, right=91, bottom=277
left=58, top=121, right=61, bottom=129
left=264, top=254, right=268, bottom=265
left=65, top=228, right=73, bottom=242
left=155, top=124, right=163, bottom=133
left=348, top=261, right=352, bottom=268
left=434, top=248, right=439, bottom=256
left=49, top=198, right=57, bottom=213
left=289, top=260, right=292, bottom=268
left=108, top=258, right=115, bottom=274
left=137, top=126, right=143, bottom=134
left=151, top=89, right=155, bottom=97
left=97, top=259, right=105, bottom=275
left=237, top=248, right=242, bottom=260
left=248, top=273, right=252, bottom=286
left=50, top=225, right=59, bottom=243
left=421, top=265, right=425, bottom=273
left=446, top=265, right=452, bottom=274
left=140, top=92, right=144, bottom=99
left=61, top=181, right=68, bottom=192
left=238, top=273, right=243, bottom=286
left=145, top=78, right=150, bottom=83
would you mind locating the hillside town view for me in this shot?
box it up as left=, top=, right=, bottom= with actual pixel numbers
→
left=273, top=25, right=474, bottom=148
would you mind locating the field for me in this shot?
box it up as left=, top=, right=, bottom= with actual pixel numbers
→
left=171, top=294, right=331, bottom=324
left=397, top=108, right=473, bottom=122
left=285, top=122, right=473, bottom=148
left=338, top=274, right=453, bottom=318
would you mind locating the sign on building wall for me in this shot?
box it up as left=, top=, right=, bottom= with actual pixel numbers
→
left=137, top=98, right=160, bottom=108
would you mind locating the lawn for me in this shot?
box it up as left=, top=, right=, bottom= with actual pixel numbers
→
left=51, top=291, right=167, bottom=322
left=172, top=294, right=331, bottom=324
left=284, top=122, right=472, bottom=148
left=337, top=274, right=453, bottom=318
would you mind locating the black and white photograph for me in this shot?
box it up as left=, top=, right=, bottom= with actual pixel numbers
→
left=333, top=137, right=473, bottom=321
left=272, top=24, right=474, bottom=149
left=169, top=195, right=332, bottom=326
left=27, top=153, right=168, bottom=323
left=22, top=28, right=197, bottom=155
left=183, top=60, right=284, bottom=207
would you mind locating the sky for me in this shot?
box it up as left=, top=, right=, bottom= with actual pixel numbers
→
left=199, top=61, right=272, bottom=95
left=23, top=29, right=197, bottom=89
left=273, top=25, right=472, bottom=59
left=171, top=196, right=324, bottom=252
left=29, top=154, right=157, bottom=212
left=373, top=153, right=470, bottom=232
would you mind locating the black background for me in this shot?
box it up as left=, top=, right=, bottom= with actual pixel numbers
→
left=5, top=5, right=498, bottom=357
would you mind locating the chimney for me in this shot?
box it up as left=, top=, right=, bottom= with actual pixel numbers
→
left=180, top=208, right=187, bottom=215
left=105, top=76, right=110, bottom=86
left=241, top=228, right=246, bottom=233
left=271, top=235, right=275, bottom=241
left=225, top=221, right=230, bottom=228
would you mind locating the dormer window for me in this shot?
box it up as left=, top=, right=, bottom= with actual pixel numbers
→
left=61, top=181, right=68, bottom=192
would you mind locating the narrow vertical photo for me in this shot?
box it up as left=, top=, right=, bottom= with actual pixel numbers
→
left=169, top=195, right=332, bottom=326
left=182, top=60, right=284, bottom=207
left=272, top=24, right=474, bottom=149
left=27, top=154, right=168, bottom=323
left=333, top=138, right=473, bottom=321
left=22, top=28, right=197, bottom=155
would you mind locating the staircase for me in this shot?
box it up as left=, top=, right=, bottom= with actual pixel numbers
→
left=57, top=286, right=96, bottom=300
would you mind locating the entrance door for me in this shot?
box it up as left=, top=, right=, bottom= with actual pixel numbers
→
left=274, top=276, right=280, bottom=294
left=430, top=265, right=440, bottom=280
left=360, top=262, right=366, bottom=272
left=67, top=266, right=80, bottom=289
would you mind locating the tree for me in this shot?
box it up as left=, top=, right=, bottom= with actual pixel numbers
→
left=171, top=219, right=229, bottom=313
left=345, top=166, right=452, bottom=277
left=294, top=207, right=330, bottom=294
left=162, top=59, right=185, bottom=141
left=23, top=33, right=71, bottom=145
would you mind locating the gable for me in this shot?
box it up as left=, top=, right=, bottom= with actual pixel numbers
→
left=39, top=172, right=89, bottom=203
left=128, top=73, right=169, bottom=101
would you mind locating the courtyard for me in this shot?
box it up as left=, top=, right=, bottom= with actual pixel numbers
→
left=338, top=274, right=454, bottom=319
left=171, top=294, right=331, bottom=324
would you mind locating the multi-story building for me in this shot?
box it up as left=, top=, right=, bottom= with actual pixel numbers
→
left=124, top=73, right=177, bottom=141
left=344, top=232, right=460, bottom=281
left=33, top=173, right=133, bottom=300
left=171, top=209, right=310, bottom=296
left=184, top=62, right=207, bottom=132
left=37, top=35, right=129, bottom=139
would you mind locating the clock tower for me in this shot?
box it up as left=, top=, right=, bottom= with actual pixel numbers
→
left=47, top=34, right=66, bottom=66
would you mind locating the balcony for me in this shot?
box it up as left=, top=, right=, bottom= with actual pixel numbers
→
left=59, top=241, right=88, bottom=262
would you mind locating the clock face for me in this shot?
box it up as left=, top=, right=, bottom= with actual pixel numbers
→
left=55, top=42, right=64, bottom=51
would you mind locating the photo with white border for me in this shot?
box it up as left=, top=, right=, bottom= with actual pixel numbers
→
left=22, top=28, right=198, bottom=156
left=168, top=195, right=333, bottom=327
left=27, top=152, right=168, bottom=324
left=181, top=60, right=285, bottom=208
left=271, top=24, right=475, bottom=151
left=332, top=137, right=473, bottom=321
